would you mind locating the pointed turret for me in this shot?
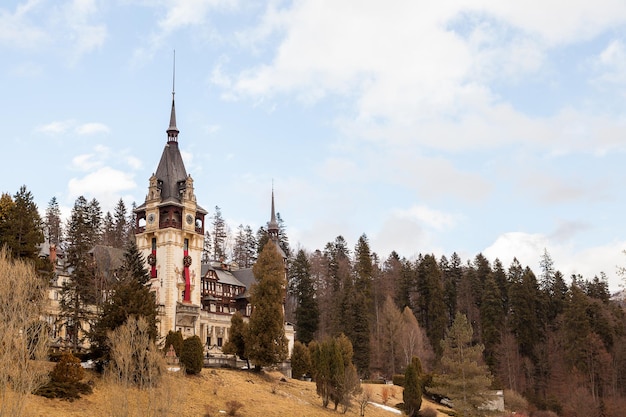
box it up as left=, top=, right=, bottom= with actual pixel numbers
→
left=268, top=187, right=279, bottom=241
left=167, top=93, right=179, bottom=143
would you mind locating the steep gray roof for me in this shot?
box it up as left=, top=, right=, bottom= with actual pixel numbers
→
left=154, top=95, right=187, bottom=202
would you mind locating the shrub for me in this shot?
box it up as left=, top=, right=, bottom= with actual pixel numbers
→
left=50, top=353, right=85, bottom=383
left=392, top=374, right=405, bottom=386
left=164, top=330, right=184, bottom=356
left=504, top=389, right=529, bottom=413
left=180, top=335, right=204, bottom=375
left=226, top=400, right=244, bottom=416
left=291, top=341, right=311, bottom=380
left=34, top=353, right=93, bottom=401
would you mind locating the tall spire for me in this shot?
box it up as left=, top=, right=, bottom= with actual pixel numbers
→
left=268, top=184, right=279, bottom=240
left=167, top=50, right=179, bottom=143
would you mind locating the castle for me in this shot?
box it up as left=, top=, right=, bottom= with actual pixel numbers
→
left=132, top=90, right=294, bottom=354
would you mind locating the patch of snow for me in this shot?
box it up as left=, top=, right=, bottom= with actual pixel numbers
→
left=369, top=402, right=402, bottom=414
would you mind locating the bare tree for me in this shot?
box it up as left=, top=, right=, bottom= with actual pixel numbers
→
left=105, top=316, right=182, bottom=417
left=400, top=306, right=433, bottom=370
left=0, top=248, right=49, bottom=417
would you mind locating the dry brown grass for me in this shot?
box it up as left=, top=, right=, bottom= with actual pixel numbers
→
left=23, top=368, right=453, bottom=417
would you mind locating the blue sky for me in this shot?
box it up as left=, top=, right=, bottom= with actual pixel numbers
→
left=2, top=0, right=626, bottom=291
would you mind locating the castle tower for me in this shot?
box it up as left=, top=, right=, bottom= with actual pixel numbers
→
left=134, top=88, right=207, bottom=339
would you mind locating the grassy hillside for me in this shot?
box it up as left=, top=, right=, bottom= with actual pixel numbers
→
left=24, top=368, right=452, bottom=417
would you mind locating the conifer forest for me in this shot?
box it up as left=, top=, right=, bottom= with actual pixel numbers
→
left=1, top=185, right=626, bottom=417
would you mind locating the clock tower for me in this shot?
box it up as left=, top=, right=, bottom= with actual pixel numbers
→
left=134, top=89, right=207, bottom=339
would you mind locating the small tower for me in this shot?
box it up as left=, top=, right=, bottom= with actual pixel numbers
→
left=134, top=74, right=207, bottom=339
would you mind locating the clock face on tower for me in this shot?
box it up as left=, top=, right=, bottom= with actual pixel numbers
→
left=186, top=214, right=194, bottom=225
left=147, top=213, right=155, bottom=224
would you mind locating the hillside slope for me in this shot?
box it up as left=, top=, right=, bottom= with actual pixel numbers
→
left=24, top=368, right=452, bottom=417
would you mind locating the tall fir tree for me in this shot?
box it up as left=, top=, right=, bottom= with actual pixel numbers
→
left=292, top=249, right=319, bottom=344
left=246, top=242, right=288, bottom=369
left=0, top=186, right=44, bottom=262
left=480, top=273, right=505, bottom=371
left=44, top=196, right=63, bottom=246
left=416, top=254, right=447, bottom=358
left=90, top=240, right=158, bottom=360
left=211, top=206, right=227, bottom=260
left=112, top=198, right=129, bottom=249
left=61, top=196, right=102, bottom=350
left=432, top=312, right=493, bottom=417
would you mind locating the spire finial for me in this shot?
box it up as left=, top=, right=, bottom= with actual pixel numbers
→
left=167, top=50, right=179, bottom=143
left=268, top=183, right=279, bottom=238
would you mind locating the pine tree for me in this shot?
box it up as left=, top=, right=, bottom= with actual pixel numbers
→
left=292, top=249, right=319, bottom=344
left=480, top=273, right=504, bottom=371
left=291, top=340, right=312, bottom=380
left=211, top=206, right=227, bottom=260
left=180, top=335, right=204, bottom=375
left=44, top=196, right=63, bottom=246
left=403, top=357, right=422, bottom=417
left=432, top=312, right=493, bottom=417
left=276, top=212, right=291, bottom=258
left=90, top=241, right=158, bottom=359
left=246, top=242, right=288, bottom=369
left=61, top=196, right=103, bottom=350
left=416, top=254, right=447, bottom=358
left=201, top=230, right=211, bottom=264
left=1, top=186, right=44, bottom=261
left=222, top=311, right=249, bottom=368
left=113, top=199, right=128, bottom=249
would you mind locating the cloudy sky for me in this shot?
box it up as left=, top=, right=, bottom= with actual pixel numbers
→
left=2, top=0, right=626, bottom=291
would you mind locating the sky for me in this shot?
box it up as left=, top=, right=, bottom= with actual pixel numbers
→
left=2, top=0, right=626, bottom=292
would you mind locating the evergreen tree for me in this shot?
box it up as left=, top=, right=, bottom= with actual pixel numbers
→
left=211, top=206, right=227, bottom=260
left=44, top=196, right=63, bottom=246
left=432, top=312, right=493, bottom=417
left=0, top=186, right=44, bottom=261
left=87, top=198, right=103, bottom=245
left=101, top=212, right=115, bottom=247
left=112, top=198, right=128, bottom=249
left=480, top=273, right=504, bottom=371
left=291, top=340, right=312, bottom=380
left=61, top=196, right=104, bottom=350
left=246, top=242, right=288, bottom=369
left=292, top=249, right=319, bottom=344
left=164, top=330, right=184, bottom=356
left=415, top=254, right=447, bottom=358
left=222, top=311, right=249, bottom=368
left=276, top=212, right=291, bottom=258
left=508, top=263, right=544, bottom=360
left=403, top=357, right=423, bottom=417
left=180, top=335, right=204, bottom=375
left=0, top=193, right=14, bottom=251
left=201, top=230, right=211, bottom=264
left=90, top=241, right=158, bottom=359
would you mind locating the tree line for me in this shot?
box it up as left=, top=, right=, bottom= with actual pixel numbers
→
left=2, top=184, right=626, bottom=416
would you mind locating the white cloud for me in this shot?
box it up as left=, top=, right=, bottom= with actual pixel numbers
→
left=0, top=0, right=47, bottom=48
left=75, top=122, right=110, bottom=135
left=36, top=120, right=76, bottom=135
left=394, top=205, right=458, bottom=231
left=35, top=120, right=111, bottom=137
left=483, top=231, right=626, bottom=292
left=67, top=166, right=136, bottom=209
left=71, top=153, right=103, bottom=171
left=593, top=38, right=626, bottom=85
left=132, top=0, right=237, bottom=66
